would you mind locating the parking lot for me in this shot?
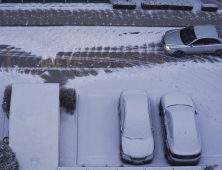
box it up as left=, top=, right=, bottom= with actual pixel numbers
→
left=61, top=63, right=222, bottom=169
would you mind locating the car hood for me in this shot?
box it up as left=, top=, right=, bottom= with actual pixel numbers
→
left=164, top=29, right=184, bottom=45
left=122, top=136, right=154, bottom=158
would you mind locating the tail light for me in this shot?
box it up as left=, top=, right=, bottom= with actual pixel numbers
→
left=193, top=152, right=201, bottom=158
left=170, top=150, right=201, bottom=159
left=170, top=151, right=182, bottom=159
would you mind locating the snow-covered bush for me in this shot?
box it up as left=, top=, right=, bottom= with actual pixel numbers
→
left=113, top=0, right=136, bottom=9
left=202, top=4, right=218, bottom=12
left=60, top=88, right=76, bottom=115
left=0, top=140, right=19, bottom=170
left=2, top=85, right=12, bottom=119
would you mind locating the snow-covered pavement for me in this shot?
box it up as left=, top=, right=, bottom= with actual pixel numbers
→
left=64, top=62, right=222, bottom=169
left=0, top=27, right=175, bottom=59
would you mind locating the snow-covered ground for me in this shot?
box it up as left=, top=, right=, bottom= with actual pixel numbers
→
left=0, top=0, right=206, bottom=11
left=0, top=27, right=176, bottom=59
left=64, top=62, right=222, bottom=169
left=0, top=69, right=43, bottom=140
left=0, top=24, right=222, bottom=170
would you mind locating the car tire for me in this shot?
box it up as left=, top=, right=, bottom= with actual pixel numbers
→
left=173, top=51, right=184, bottom=58
left=214, top=49, right=222, bottom=56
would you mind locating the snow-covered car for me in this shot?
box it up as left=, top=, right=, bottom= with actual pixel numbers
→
left=162, top=25, right=222, bottom=57
left=118, top=89, right=154, bottom=164
left=159, top=91, right=201, bottom=165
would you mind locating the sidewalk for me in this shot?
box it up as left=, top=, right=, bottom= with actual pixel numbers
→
left=0, top=2, right=222, bottom=27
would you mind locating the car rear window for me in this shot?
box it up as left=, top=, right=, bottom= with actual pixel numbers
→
left=180, top=26, right=197, bottom=45
left=215, top=26, right=222, bottom=39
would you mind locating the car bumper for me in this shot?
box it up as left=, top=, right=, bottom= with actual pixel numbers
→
left=121, top=152, right=154, bottom=164
left=166, top=152, right=200, bottom=166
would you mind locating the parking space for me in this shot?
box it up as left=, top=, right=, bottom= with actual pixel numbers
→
left=68, top=63, right=222, bottom=169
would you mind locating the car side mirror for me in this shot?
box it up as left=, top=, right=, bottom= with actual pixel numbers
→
left=121, top=127, right=124, bottom=132
left=195, top=110, right=198, bottom=115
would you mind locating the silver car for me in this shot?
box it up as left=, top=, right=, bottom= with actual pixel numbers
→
left=162, top=25, right=222, bottom=57
left=159, top=91, right=201, bottom=165
left=118, top=89, right=154, bottom=164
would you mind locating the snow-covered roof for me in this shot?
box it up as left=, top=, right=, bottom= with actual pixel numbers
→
left=9, top=84, right=60, bottom=170
left=194, top=25, right=218, bottom=39
left=121, top=89, right=152, bottom=139
left=162, top=91, right=194, bottom=108
left=166, top=105, right=201, bottom=155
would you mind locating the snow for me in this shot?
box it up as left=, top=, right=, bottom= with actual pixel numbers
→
left=64, top=61, right=222, bottom=169
left=121, top=90, right=151, bottom=139
left=194, top=25, right=218, bottom=39
left=0, top=0, right=204, bottom=11
left=167, top=106, right=201, bottom=155
left=9, top=83, right=60, bottom=170
left=0, top=27, right=175, bottom=59
left=0, top=69, right=43, bottom=140
left=161, top=91, right=194, bottom=108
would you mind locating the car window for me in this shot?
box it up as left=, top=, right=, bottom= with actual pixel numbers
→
left=207, top=38, right=221, bottom=45
left=192, top=39, right=207, bottom=46
left=180, top=26, right=197, bottom=45
left=165, top=111, right=173, bottom=139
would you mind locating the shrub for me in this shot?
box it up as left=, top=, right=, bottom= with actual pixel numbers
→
left=0, top=140, right=19, bottom=170
left=141, top=0, right=193, bottom=10
left=201, top=4, right=218, bottom=12
left=113, top=1, right=136, bottom=9
left=60, top=88, right=76, bottom=115
left=2, top=85, right=12, bottom=119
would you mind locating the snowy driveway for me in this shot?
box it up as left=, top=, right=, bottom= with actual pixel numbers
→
left=65, top=62, right=222, bottom=169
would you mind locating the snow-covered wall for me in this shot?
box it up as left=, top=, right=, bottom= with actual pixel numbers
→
left=9, top=83, right=60, bottom=170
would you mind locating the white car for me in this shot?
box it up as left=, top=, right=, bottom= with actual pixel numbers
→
left=118, top=89, right=154, bottom=164
left=159, top=91, right=201, bottom=165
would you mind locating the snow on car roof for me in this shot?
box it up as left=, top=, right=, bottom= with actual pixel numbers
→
left=162, top=91, right=194, bottom=108
left=122, top=89, right=151, bottom=139
left=194, top=25, right=218, bottom=39
left=166, top=105, right=201, bottom=155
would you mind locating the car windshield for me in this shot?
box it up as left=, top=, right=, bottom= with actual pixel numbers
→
left=124, top=121, right=150, bottom=140
left=180, top=26, right=197, bottom=45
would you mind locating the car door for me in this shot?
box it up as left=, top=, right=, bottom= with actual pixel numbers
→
left=204, top=38, right=222, bottom=53
left=186, top=38, right=207, bottom=54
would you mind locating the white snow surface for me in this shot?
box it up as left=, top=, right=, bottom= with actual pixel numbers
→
left=0, top=26, right=178, bottom=59
left=9, top=83, right=60, bottom=170
left=64, top=61, right=222, bottom=169
left=0, top=69, right=43, bottom=140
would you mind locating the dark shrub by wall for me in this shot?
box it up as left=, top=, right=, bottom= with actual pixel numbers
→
left=2, top=85, right=12, bottom=119
left=0, top=140, right=19, bottom=170
left=60, top=88, right=76, bottom=115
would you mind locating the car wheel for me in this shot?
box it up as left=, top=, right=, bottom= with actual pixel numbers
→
left=215, top=49, right=222, bottom=56
left=173, top=51, right=184, bottom=58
